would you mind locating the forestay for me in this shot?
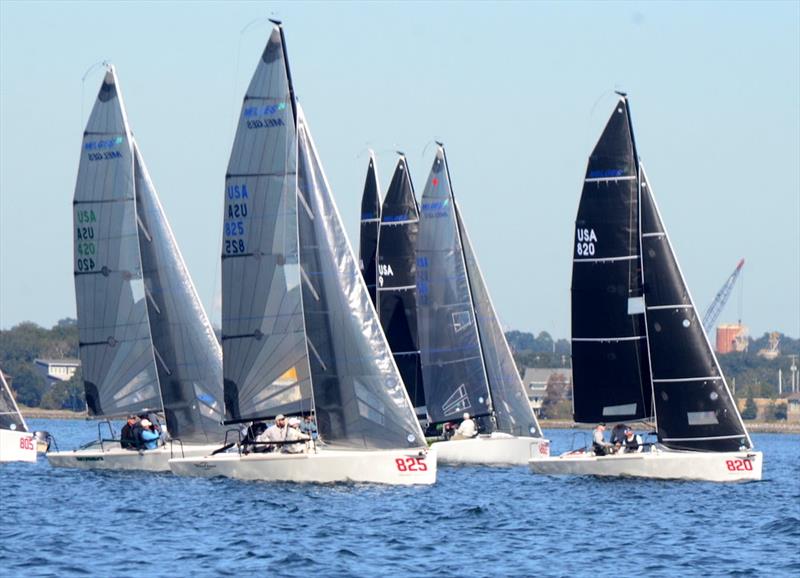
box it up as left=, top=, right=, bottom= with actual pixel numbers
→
left=134, top=145, right=226, bottom=443
left=377, top=157, right=426, bottom=412
left=221, top=28, right=313, bottom=421
left=0, top=370, right=27, bottom=432
left=296, top=107, right=425, bottom=450
left=571, top=99, right=653, bottom=424
left=358, top=154, right=381, bottom=308
left=639, top=168, right=751, bottom=452
left=73, top=69, right=161, bottom=418
left=417, top=149, right=493, bottom=425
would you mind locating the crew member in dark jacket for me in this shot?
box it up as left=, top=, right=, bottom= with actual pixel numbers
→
left=120, top=415, right=140, bottom=449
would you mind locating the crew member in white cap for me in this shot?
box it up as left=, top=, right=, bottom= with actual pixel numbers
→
left=257, top=414, right=288, bottom=451
left=139, top=419, right=161, bottom=450
left=454, top=412, right=477, bottom=439
left=282, top=417, right=310, bottom=454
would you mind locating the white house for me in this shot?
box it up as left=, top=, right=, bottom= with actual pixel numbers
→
left=34, top=359, right=80, bottom=386
left=523, top=367, right=572, bottom=412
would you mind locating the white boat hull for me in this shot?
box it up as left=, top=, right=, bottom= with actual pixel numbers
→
left=0, top=429, right=37, bottom=463
left=529, top=447, right=763, bottom=482
left=431, top=434, right=550, bottom=466
left=169, top=447, right=437, bottom=485
left=47, top=441, right=222, bottom=472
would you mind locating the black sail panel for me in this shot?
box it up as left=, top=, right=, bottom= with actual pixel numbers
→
left=296, top=108, right=425, bottom=449
left=73, top=68, right=161, bottom=418
left=571, top=99, right=652, bottom=423
left=358, top=155, right=381, bottom=307
left=417, top=150, right=492, bottom=425
left=134, top=145, right=226, bottom=443
left=377, top=157, right=426, bottom=412
left=221, top=27, right=313, bottom=421
left=640, top=168, right=751, bottom=451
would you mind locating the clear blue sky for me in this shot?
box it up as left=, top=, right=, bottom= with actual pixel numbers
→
left=1, top=1, right=798, bottom=340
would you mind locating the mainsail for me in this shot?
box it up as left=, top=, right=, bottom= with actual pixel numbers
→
left=639, top=167, right=751, bottom=451
left=571, top=98, right=652, bottom=423
left=358, top=154, right=381, bottom=307
left=0, top=369, right=27, bottom=432
left=73, top=68, right=161, bottom=418
left=134, top=145, right=226, bottom=443
left=377, top=156, right=426, bottom=413
left=222, top=23, right=425, bottom=450
left=418, top=147, right=542, bottom=437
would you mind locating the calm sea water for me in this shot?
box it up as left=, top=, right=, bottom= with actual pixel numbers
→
left=1, top=419, right=798, bottom=577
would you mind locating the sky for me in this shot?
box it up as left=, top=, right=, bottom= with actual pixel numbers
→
left=1, top=1, right=798, bottom=340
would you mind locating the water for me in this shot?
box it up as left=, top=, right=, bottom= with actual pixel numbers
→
left=2, top=420, right=798, bottom=577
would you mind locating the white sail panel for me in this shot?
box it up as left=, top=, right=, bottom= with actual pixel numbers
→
left=73, top=68, right=160, bottom=417
left=221, top=28, right=312, bottom=420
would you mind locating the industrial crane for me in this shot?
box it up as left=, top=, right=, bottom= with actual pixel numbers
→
left=702, top=258, right=745, bottom=333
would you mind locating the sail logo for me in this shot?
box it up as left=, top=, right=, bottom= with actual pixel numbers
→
left=576, top=228, right=597, bottom=257
left=227, top=184, right=249, bottom=199
left=84, top=136, right=124, bottom=151
left=244, top=102, right=287, bottom=118
left=588, top=168, right=624, bottom=178
left=421, top=199, right=449, bottom=218
left=378, top=264, right=394, bottom=277
left=442, top=384, right=472, bottom=416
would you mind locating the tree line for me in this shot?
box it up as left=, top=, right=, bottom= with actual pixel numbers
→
left=1, top=319, right=797, bottom=411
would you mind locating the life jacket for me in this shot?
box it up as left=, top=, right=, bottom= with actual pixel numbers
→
left=623, top=434, right=641, bottom=452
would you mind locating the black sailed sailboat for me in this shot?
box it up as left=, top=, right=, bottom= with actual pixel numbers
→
left=359, top=153, right=381, bottom=308
left=377, top=155, right=426, bottom=416
left=48, top=67, right=226, bottom=471
left=417, top=145, right=547, bottom=465
left=531, top=96, right=760, bottom=481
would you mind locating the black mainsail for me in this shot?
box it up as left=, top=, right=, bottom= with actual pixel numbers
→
left=358, top=153, right=381, bottom=308
left=418, top=146, right=542, bottom=437
left=571, top=96, right=751, bottom=452
left=73, top=68, right=225, bottom=441
left=221, top=23, right=425, bottom=450
left=377, top=156, right=426, bottom=415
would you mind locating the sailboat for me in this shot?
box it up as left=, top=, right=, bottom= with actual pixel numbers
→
left=358, top=152, right=381, bottom=308
left=0, top=369, right=37, bottom=462
left=417, top=145, right=548, bottom=465
left=529, top=95, right=762, bottom=481
left=168, top=22, right=435, bottom=485
left=47, top=67, right=227, bottom=471
left=376, top=155, right=427, bottom=419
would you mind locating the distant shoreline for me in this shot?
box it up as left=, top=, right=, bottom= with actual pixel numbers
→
left=19, top=408, right=800, bottom=434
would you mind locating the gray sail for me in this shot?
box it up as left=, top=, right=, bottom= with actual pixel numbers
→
left=220, top=27, right=313, bottom=421
left=639, top=167, right=751, bottom=451
left=0, top=369, right=27, bottom=432
left=73, top=68, right=161, bottom=418
left=417, top=150, right=493, bottom=425
left=296, top=106, right=425, bottom=449
left=457, top=208, right=543, bottom=437
left=133, top=144, right=226, bottom=443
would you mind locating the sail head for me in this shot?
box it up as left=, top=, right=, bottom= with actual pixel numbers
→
left=358, top=155, right=381, bottom=307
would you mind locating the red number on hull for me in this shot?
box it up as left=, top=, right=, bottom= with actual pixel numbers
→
left=19, top=437, right=34, bottom=450
left=725, top=459, right=753, bottom=472
left=395, top=457, right=428, bottom=472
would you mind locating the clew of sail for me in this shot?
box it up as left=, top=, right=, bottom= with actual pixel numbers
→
left=296, top=107, right=425, bottom=449
left=377, top=157, right=426, bottom=413
left=133, top=144, right=226, bottom=443
left=221, top=27, right=312, bottom=421
left=73, top=68, right=161, bottom=418
left=571, top=99, right=653, bottom=423
left=417, top=149, right=492, bottom=425
left=639, top=167, right=751, bottom=451
left=358, top=154, right=381, bottom=308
